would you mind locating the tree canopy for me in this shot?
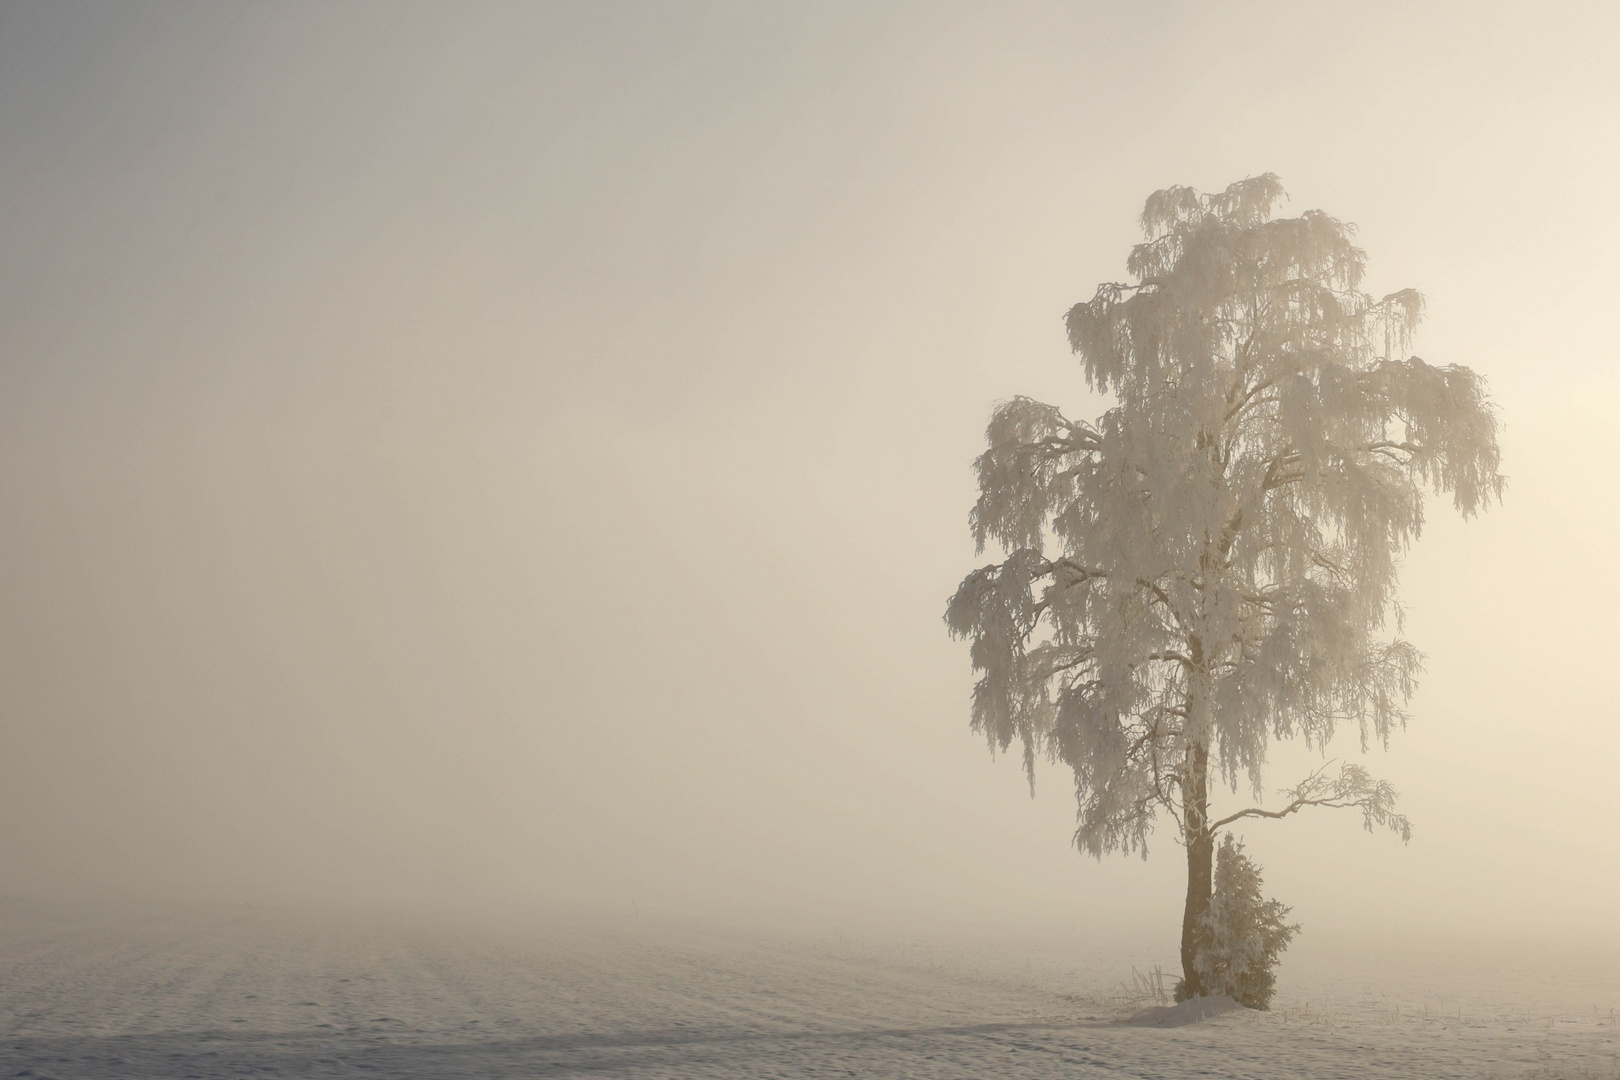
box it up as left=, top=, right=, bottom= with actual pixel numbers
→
left=946, top=173, right=1501, bottom=891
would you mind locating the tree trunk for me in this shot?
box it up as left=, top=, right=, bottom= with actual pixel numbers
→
left=1179, top=741, right=1213, bottom=997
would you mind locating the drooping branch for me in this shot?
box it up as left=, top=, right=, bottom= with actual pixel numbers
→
left=1204, top=761, right=1411, bottom=842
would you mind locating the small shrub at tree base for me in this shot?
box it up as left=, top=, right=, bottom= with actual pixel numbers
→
left=1174, top=835, right=1299, bottom=1009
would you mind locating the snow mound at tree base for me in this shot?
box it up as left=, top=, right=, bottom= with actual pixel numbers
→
left=1123, top=994, right=1248, bottom=1027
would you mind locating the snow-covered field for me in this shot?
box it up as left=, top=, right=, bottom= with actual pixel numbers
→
left=2, top=901, right=1614, bottom=1079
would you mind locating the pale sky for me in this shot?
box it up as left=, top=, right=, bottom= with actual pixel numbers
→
left=1, top=1, right=1617, bottom=946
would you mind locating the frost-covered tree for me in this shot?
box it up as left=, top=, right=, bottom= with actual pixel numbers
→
left=1182, top=834, right=1298, bottom=1008
left=945, top=175, right=1502, bottom=998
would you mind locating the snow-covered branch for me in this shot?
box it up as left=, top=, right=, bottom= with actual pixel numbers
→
left=1205, top=761, right=1411, bottom=842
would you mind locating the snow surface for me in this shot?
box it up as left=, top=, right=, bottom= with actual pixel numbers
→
left=1124, top=994, right=1247, bottom=1027
left=1, top=901, right=1615, bottom=1079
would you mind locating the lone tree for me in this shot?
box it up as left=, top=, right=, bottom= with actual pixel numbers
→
left=946, top=175, right=1502, bottom=999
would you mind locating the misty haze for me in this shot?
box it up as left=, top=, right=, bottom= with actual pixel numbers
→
left=2, top=3, right=1617, bottom=1078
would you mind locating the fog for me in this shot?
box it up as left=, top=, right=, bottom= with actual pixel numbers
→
left=1, top=0, right=1616, bottom=951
